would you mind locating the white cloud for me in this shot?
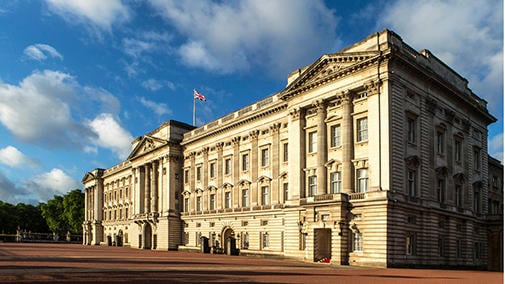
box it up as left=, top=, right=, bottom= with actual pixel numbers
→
left=86, top=113, right=134, bottom=160
left=23, top=168, right=81, bottom=201
left=0, top=171, right=29, bottom=204
left=23, top=44, right=63, bottom=61
left=142, top=79, right=176, bottom=92
left=0, top=70, right=95, bottom=148
left=377, top=0, right=503, bottom=115
left=139, top=97, right=172, bottom=117
left=0, top=69, right=129, bottom=160
left=148, top=0, right=339, bottom=76
left=45, top=0, right=130, bottom=31
left=489, top=133, right=504, bottom=162
left=0, top=146, right=38, bottom=168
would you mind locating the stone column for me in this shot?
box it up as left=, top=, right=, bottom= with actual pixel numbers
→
left=249, top=131, right=259, bottom=205
left=202, top=147, right=209, bottom=210
left=216, top=143, right=223, bottom=210
left=341, top=91, right=354, bottom=194
left=288, top=107, right=306, bottom=200
left=270, top=123, right=281, bottom=204
left=151, top=160, right=158, bottom=213
left=315, top=100, right=327, bottom=195
left=84, top=188, right=89, bottom=221
left=189, top=152, right=196, bottom=211
left=232, top=136, right=241, bottom=207
left=144, top=164, right=151, bottom=213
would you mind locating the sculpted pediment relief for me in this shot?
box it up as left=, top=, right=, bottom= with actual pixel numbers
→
left=128, top=136, right=168, bottom=160
left=281, top=51, right=378, bottom=99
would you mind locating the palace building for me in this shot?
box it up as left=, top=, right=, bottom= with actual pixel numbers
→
left=82, top=30, right=502, bottom=269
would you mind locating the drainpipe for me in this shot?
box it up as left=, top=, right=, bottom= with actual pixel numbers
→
left=376, top=32, right=382, bottom=191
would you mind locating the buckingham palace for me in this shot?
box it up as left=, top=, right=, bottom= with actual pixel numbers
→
left=82, top=30, right=502, bottom=269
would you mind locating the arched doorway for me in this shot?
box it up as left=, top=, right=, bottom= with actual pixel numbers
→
left=222, top=227, right=236, bottom=255
left=143, top=223, right=152, bottom=249
left=116, top=230, right=123, bottom=247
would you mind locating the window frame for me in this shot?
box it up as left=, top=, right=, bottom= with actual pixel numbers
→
left=308, top=175, right=317, bottom=196
left=357, top=117, right=368, bottom=142
left=330, top=172, right=341, bottom=194
left=357, top=169, right=368, bottom=193
left=308, top=131, right=317, bottom=153
left=330, top=124, right=341, bottom=148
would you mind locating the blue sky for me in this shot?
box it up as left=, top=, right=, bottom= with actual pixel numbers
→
left=0, top=0, right=502, bottom=204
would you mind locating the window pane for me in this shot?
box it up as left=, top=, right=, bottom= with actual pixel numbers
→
left=357, top=118, right=368, bottom=142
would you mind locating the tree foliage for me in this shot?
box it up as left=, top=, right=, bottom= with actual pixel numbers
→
left=0, top=201, right=49, bottom=234
left=0, top=189, right=84, bottom=235
left=40, top=195, right=68, bottom=234
left=63, top=189, right=84, bottom=233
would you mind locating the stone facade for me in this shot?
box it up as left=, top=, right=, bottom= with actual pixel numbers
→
left=83, top=30, right=501, bottom=269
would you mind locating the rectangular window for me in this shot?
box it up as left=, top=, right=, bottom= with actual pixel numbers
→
left=357, top=169, right=368, bottom=193
left=242, top=189, right=249, bottom=207
left=330, top=124, right=341, bottom=147
left=455, top=140, right=462, bottom=162
left=184, top=198, right=189, bottom=213
left=308, top=175, right=317, bottom=196
left=406, top=233, right=416, bottom=255
left=357, top=117, right=368, bottom=142
left=455, top=185, right=462, bottom=208
left=209, top=194, right=215, bottom=210
left=437, top=179, right=445, bottom=204
left=473, top=147, right=481, bottom=171
left=283, top=143, right=288, bottom=162
left=261, top=186, right=270, bottom=206
left=407, top=118, right=416, bottom=144
left=438, top=238, right=444, bottom=256
left=308, top=131, right=317, bottom=153
left=209, top=162, right=216, bottom=178
left=352, top=232, right=363, bottom=252
left=262, top=232, right=269, bottom=249
left=437, top=131, right=445, bottom=154
left=225, top=192, right=231, bottom=208
left=261, top=148, right=269, bottom=167
left=242, top=232, right=249, bottom=249
left=242, top=153, right=249, bottom=171
left=196, top=166, right=201, bottom=181
left=330, top=172, right=341, bottom=193
left=224, top=158, right=231, bottom=175
left=283, top=183, right=289, bottom=202
left=196, top=196, right=201, bottom=211
left=473, top=190, right=480, bottom=214
left=407, top=170, right=416, bottom=198
left=456, top=239, right=463, bottom=258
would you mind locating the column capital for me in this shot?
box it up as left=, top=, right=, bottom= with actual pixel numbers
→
left=249, top=130, right=260, bottom=140
left=232, top=136, right=241, bottom=146
left=363, top=79, right=382, bottom=96
left=215, top=142, right=224, bottom=151
left=312, top=99, right=326, bottom=111
left=269, top=123, right=282, bottom=133
left=289, top=107, right=302, bottom=119
left=202, top=146, right=210, bottom=155
left=340, top=89, right=353, bottom=103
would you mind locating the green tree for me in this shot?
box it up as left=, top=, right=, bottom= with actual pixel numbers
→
left=16, top=203, right=49, bottom=233
left=40, top=195, right=69, bottom=234
left=63, top=189, right=84, bottom=233
left=0, top=201, right=17, bottom=234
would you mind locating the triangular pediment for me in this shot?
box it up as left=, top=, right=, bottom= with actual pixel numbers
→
left=128, top=135, right=168, bottom=160
left=82, top=172, right=96, bottom=183
left=281, top=51, right=379, bottom=99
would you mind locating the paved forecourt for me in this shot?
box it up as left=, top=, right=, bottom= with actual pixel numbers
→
left=0, top=243, right=502, bottom=283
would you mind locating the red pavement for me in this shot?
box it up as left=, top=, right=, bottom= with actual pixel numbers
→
left=0, top=242, right=502, bottom=283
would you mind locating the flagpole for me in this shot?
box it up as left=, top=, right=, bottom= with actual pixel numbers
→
left=193, top=94, right=196, bottom=126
